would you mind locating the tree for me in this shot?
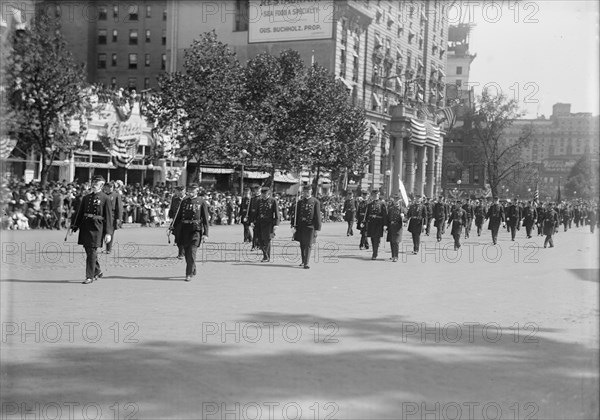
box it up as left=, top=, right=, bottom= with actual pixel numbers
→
left=464, top=90, right=533, bottom=198
left=6, top=14, right=91, bottom=186
left=565, top=154, right=599, bottom=200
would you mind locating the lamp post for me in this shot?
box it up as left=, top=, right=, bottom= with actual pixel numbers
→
left=240, top=149, right=250, bottom=194
left=457, top=179, right=462, bottom=198
left=385, top=169, right=391, bottom=199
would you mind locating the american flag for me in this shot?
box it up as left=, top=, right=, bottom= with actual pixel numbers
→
left=436, top=106, right=456, bottom=128
left=533, top=182, right=539, bottom=204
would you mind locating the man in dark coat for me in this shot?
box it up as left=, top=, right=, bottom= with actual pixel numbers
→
left=385, top=193, right=404, bottom=262
left=342, top=191, right=357, bottom=236
left=238, top=187, right=253, bottom=243
left=291, top=184, right=322, bottom=269
left=474, top=199, right=486, bottom=237
left=462, top=199, right=474, bottom=239
left=248, top=185, right=261, bottom=250
left=407, top=196, right=427, bottom=254
left=251, top=186, right=280, bottom=262
left=542, top=202, right=559, bottom=248
left=356, top=190, right=369, bottom=250
left=423, top=197, right=433, bottom=236
left=365, top=189, right=387, bottom=260
left=72, top=175, right=113, bottom=284
left=505, top=199, right=521, bottom=241
left=587, top=205, right=597, bottom=233
left=536, top=202, right=545, bottom=236
left=168, top=186, right=185, bottom=259
left=522, top=201, right=538, bottom=239
left=485, top=197, right=505, bottom=245
left=448, top=200, right=468, bottom=250
left=103, top=182, right=123, bottom=254
left=173, top=184, right=209, bottom=281
left=432, top=195, right=447, bottom=242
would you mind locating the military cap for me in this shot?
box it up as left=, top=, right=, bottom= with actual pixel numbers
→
left=91, top=175, right=105, bottom=183
left=187, top=183, right=199, bottom=190
left=175, top=186, right=184, bottom=191
left=260, top=186, right=270, bottom=192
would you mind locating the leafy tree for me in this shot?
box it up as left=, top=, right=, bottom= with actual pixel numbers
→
left=565, top=154, right=599, bottom=200
left=6, top=14, right=91, bottom=186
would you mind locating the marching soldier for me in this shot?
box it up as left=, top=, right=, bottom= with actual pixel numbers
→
left=356, top=190, right=369, bottom=250
left=365, top=189, right=387, bottom=260
left=432, top=195, right=447, bottom=242
left=448, top=200, right=468, bottom=250
left=385, top=193, right=404, bottom=262
left=251, top=186, right=280, bottom=262
left=71, top=175, right=113, bottom=284
left=407, top=196, right=427, bottom=254
left=103, top=181, right=123, bottom=254
left=462, top=198, right=474, bottom=239
left=587, top=205, right=597, bottom=233
left=173, top=184, right=209, bottom=281
left=474, top=199, right=486, bottom=236
left=522, top=201, right=538, bottom=239
left=536, top=201, right=545, bottom=236
left=342, top=191, right=357, bottom=236
left=542, top=202, right=559, bottom=248
left=485, top=196, right=505, bottom=245
left=239, top=187, right=253, bottom=243
left=423, top=197, right=433, bottom=236
left=168, top=186, right=185, bottom=259
left=505, top=198, right=521, bottom=241
left=248, top=185, right=261, bottom=251
left=291, top=183, right=322, bottom=269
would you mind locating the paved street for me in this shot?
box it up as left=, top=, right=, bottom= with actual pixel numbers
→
left=1, top=222, right=598, bottom=419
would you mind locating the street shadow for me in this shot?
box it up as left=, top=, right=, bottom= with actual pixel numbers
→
left=102, top=275, right=185, bottom=282
left=0, top=278, right=81, bottom=284
left=568, top=268, right=600, bottom=283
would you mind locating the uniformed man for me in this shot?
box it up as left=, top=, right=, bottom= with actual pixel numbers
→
left=462, top=198, right=474, bottom=239
left=342, top=191, right=357, bottom=236
left=168, top=186, right=185, bottom=259
left=173, top=183, right=209, bottom=281
left=71, top=175, right=113, bottom=284
left=522, top=200, right=538, bottom=239
left=248, top=185, right=261, bottom=250
left=365, top=189, right=387, bottom=260
left=474, top=199, right=486, bottom=236
left=423, top=197, right=433, bottom=236
left=432, top=195, right=447, bottom=242
left=251, top=186, right=280, bottom=262
left=238, top=187, right=253, bottom=243
left=542, top=202, right=559, bottom=248
left=291, top=184, right=322, bottom=269
left=407, top=196, right=427, bottom=254
left=536, top=201, right=545, bottom=236
left=102, top=181, right=123, bottom=254
left=356, top=190, right=369, bottom=250
left=485, top=196, right=505, bottom=245
left=587, top=205, right=597, bottom=233
left=385, top=193, right=404, bottom=262
left=448, top=200, right=468, bottom=250
left=505, top=198, right=521, bottom=241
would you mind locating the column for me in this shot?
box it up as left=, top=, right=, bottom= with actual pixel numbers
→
left=425, top=146, right=435, bottom=198
left=435, top=144, right=443, bottom=196
left=405, top=143, right=415, bottom=194
left=415, top=145, right=426, bottom=197
left=391, top=136, right=404, bottom=195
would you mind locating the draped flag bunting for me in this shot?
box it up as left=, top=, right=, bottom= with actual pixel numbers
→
left=0, top=137, right=17, bottom=159
left=409, top=119, right=427, bottom=146
left=436, top=106, right=456, bottom=128
left=533, top=182, right=539, bottom=204
left=99, top=122, right=141, bottom=168
left=424, top=122, right=441, bottom=147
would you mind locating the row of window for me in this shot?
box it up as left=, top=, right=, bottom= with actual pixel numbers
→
left=98, top=53, right=166, bottom=70
left=98, top=29, right=166, bottom=46
left=96, top=5, right=166, bottom=21
left=99, top=77, right=153, bottom=91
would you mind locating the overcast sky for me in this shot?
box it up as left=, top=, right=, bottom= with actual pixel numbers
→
left=463, top=0, right=599, bottom=118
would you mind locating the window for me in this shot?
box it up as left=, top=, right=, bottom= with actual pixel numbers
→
left=145, top=54, right=151, bottom=67
left=112, top=29, right=118, bottom=42
left=128, top=77, right=137, bottom=91
left=129, top=53, right=137, bottom=69
left=161, top=54, right=166, bottom=70
left=146, top=5, right=152, bottom=18
left=144, top=78, right=150, bottom=89
left=128, top=5, right=138, bottom=21
left=111, top=53, right=117, bottom=67
left=113, top=5, right=119, bottom=19
left=98, top=6, right=107, bottom=20
left=339, top=49, right=346, bottom=78
left=456, top=66, right=463, bottom=75
left=111, top=77, right=117, bottom=89
left=456, top=79, right=462, bottom=87
left=145, top=29, right=151, bottom=43
left=235, top=0, right=249, bottom=31
left=98, top=54, right=107, bottom=69
left=162, top=29, right=166, bottom=46
left=98, top=29, right=107, bottom=44
left=129, top=29, right=138, bottom=45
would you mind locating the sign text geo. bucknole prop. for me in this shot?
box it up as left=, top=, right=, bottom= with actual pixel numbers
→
left=248, top=0, right=334, bottom=43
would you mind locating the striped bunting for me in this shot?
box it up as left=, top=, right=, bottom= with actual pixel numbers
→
left=409, top=119, right=427, bottom=146
left=425, top=122, right=441, bottom=147
left=0, top=137, right=17, bottom=159
left=436, top=106, right=456, bottom=128
left=99, top=129, right=139, bottom=169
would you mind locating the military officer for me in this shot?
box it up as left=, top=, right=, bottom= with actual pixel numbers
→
left=251, top=186, right=280, bottom=262
left=385, top=193, right=404, bottom=262
left=462, top=198, right=474, bottom=239
left=364, top=190, right=387, bottom=260
left=291, top=184, right=322, bottom=268
left=102, top=181, right=123, bottom=254
left=407, top=196, right=427, bottom=254
left=432, top=195, right=447, bottom=242
left=342, top=191, right=357, bottom=236
left=423, top=197, right=433, bottom=236
left=71, top=175, right=113, bottom=284
left=448, top=200, right=468, bottom=250
left=522, top=201, right=538, bottom=239
left=238, top=187, right=253, bottom=243
left=248, top=185, right=261, bottom=250
left=356, top=190, right=369, bottom=250
left=168, top=186, right=185, bottom=259
left=173, top=183, right=209, bottom=281
left=474, top=199, right=486, bottom=236
left=485, top=196, right=505, bottom=245
left=542, top=202, right=559, bottom=248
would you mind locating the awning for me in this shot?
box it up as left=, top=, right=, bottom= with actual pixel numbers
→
left=418, top=59, right=423, bottom=68
left=395, top=77, right=403, bottom=88
left=370, top=122, right=379, bottom=134
left=337, top=77, right=353, bottom=90
left=243, top=171, right=270, bottom=179
left=372, top=93, right=381, bottom=108
left=200, top=167, right=235, bottom=174
left=438, top=68, right=445, bottom=77
left=374, top=33, right=382, bottom=48
left=396, top=46, right=403, bottom=59
left=274, top=171, right=299, bottom=183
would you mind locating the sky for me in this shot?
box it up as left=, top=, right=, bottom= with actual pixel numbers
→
left=462, top=0, right=599, bottom=118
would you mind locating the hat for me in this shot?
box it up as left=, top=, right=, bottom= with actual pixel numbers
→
left=187, top=183, right=199, bottom=190
left=175, top=186, right=184, bottom=191
left=115, top=180, right=124, bottom=188
left=260, top=186, right=270, bottom=192
left=91, top=175, right=105, bottom=183
left=361, top=190, right=368, bottom=195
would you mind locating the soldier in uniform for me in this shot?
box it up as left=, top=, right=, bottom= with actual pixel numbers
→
left=342, top=191, right=357, bottom=236
left=103, top=182, right=123, bottom=254
left=173, top=184, right=209, bottom=281
left=536, top=201, right=545, bottom=236
left=291, top=184, right=322, bottom=269
left=505, top=198, right=521, bottom=241
left=448, top=200, right=468, bottom=250
left=71, top=175, right=113, bottom=284
left=365, top=189, right=387, bottom=260
left=238, top=187, right=253, bottom=243
left=587, top=205, right=597, bottom=233
left=474, top=199, right=486, bottom=236
left=542, top=202, right=559, bottom=248
left=423, top=197, right=433, bottom=236
left=407, top=196, right=427, bottom=254
left=432, top=195, right=447, bottom=242
left=168, top=186, right=185, bottom=259
left=485, top=196, right=505, bottom=245
left=251, top=186, right=280, bottom=262
left=356, top=190, right=369, bottom=250
left=385, top=193, right=404, bottom=262
left=248, top=185, right=261, bottom=250
left=462, top=198, right=474, bottom=239
left=522, top=201, right=538, bottom=239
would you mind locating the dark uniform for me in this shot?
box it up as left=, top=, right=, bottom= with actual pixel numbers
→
left=291, top=192, right=322, bottom=268
left=448, top=204, right=468, bottom=250
left=432, top=198, right=447, bottom=242
left=542, top=205, right=559, bottom=248
left=356, top=194, right=369, bottom=249
left=168, top=191, right=184, bottom=258
left=239, top=193, right=253, bottom=243
left=424, top=198, right=433, bottom=236
left=385, top=199, right=404, bottom=261
left=461, top=200, right=474, bottom=239
left=505, top=201, right=521, bottom=241
left=248, top=189, right=261, bottom=250
left=174, top=193, right=209, bottom=280
left=252, top=189, right=280, bottom=262
left=342, top=195, right=357, bottom=236
left=365, top=194, right=387, bottom=259
left=407, top=200, right=427, bottom=253
left=536, top=204, right=545, bottom=236
left=587, top=207, right=597, bottom=233
left=485, top=200, right=505, bottom=245
left=105, top=187, right=123, bottom=253
left=522, top=203, right=538, bottom=238
left=474, top=202, right=486, bottom=236
left=72, top=178, right=113, bottom=283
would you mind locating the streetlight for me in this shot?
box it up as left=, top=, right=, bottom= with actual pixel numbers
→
left=457, top=179, right=462, bottom=198
left=240, top=149, right=250, bottom=194
left=385, top=169, right=391, bottom=199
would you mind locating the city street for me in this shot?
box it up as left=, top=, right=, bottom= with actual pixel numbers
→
left=1, top=222, right=598, bottom=419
